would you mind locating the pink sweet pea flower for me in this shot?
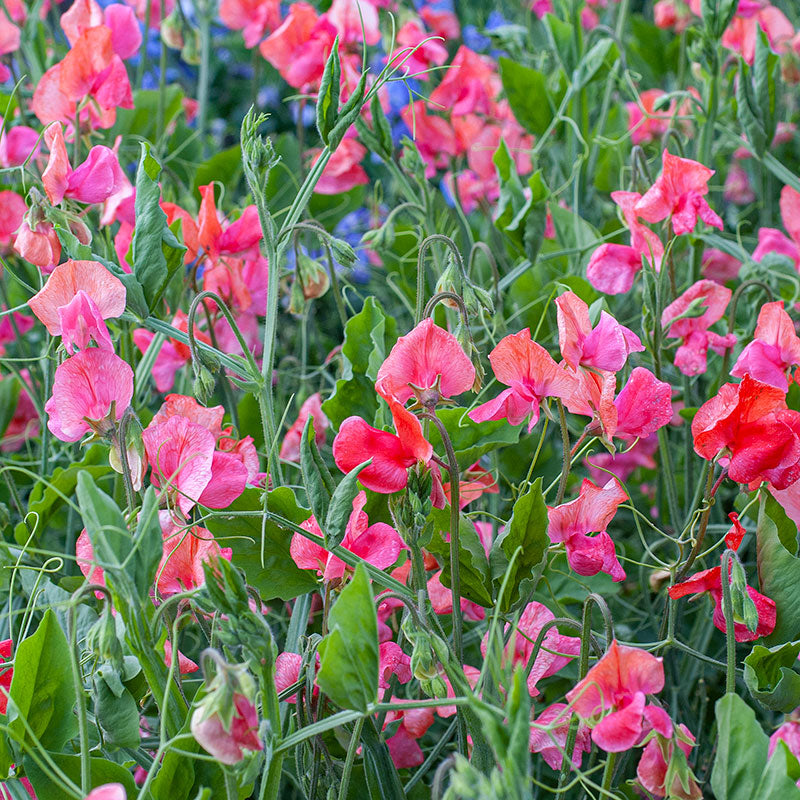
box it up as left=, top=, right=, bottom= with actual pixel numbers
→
left=754, top=185, right=800, bottom=268
left=419, top=5, right=460, bottom=40
left=555, top=291, right=644, bottom=373
left=379, top=641, right=412, bottom=689
left=333, top=395, right=436, bottom=495
left=383, top=703, right=435, bottom=768
left=614, top=367, right=674, bottom=440
left=56, top=291, right=115, bottom=353
left=566, top=640, right=667, bottom=752
left=586, top=242, right=647, bottom=296
left=731, top=301, right=800, bottom=391
left=702, top=248, right=742, bottom=283
left=191, top=692, right=263, bottom=765
left=45, top=349, right=133, bottom=442
left=769, top=718, right=800, bottom=770
left=62, top=0, right=142, bottom=58
left=13, top=216, right=61, bottom=269
left=219, top=0, right=281, bottom=47
left=724, top=164, right=755, bottom=205
left=480, top=601, right=581, bottom=696
left=376, top=317, right=475, bottom=405
left=661, top=279, right=736, bottom=376
left=401, top=101, right=458, bottom=177
left=0, top=122, right=40, bottom=167
left=637, top=724, right=702, bottom=799
left=290, top=490, right=405, bottom=581
left=0, top=191, right=25, bottom=246
left=530, top=703, right=591, bottom=770
left=84, top=785, right=127, bottom=800
left=158, top=514, right=233, bottom=596
left=429, top=46, right=500, bottom=116
left=327, top=0, right=381, bottom=46
left=635, top=151, right=723, bottom=235
left=626, top=89, right=672, bottom=146
left=164, top=639, right=200, bottom=674
left=468, top=328, right=578, bottom=431
left=1, top=372, right=41, bottom=452
left=722, top=2, right=793, bottom=65
left=143, top=416, right=248, bottom=516
left=280, top=393, right=329, bottom=462
left=274, top=652, right=319, bottom=704
left=388, top=20, right=448, bottom=77
left=428, top=569, right=485, bottom=621
left=611, top=190, right=665, bottom=269
left=548, top=479, right=628, bottom=582
left=0, top=639, right=13, bottom=715
left=310, top=138, right=369, bottom=195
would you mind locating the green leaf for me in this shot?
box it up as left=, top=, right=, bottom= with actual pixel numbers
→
left=544, top=14, right=577, bottom=73
left=131, top=143, right=187, bottom=309
left=498, top=57, right=552, bottom=136
left=317, top=563, right=378, bottom=712
left=0, top=375, right=20, bottom=440
left=757, top=490, right=800, bottom=645
left=205, top=487, right=319, bottom=601
left=736, top=59, right=767, bottom=157
left=134, top=486, right=167, bottom=597
left=744, top=641, right=800, bottom=712
left=322, top=375, right=380, bottom=431
left=426, top=409, right=522, bottom=470
left=7, top=610, right=77, bottom=751
left=300, top=416, right=336, bottom=525
left=573, top=39, right=617, bottom=90
left=325, top=459, right=371, bottom=549
left=711, top=694, right=768, bottom=800
left=490, top=478, right=549, bottom=612
left=93, top=674, right=141, bottom=749
left=756, top=741, right=800, bottom=800
left=423, top=507, right=493, bottom=607
left=192, top=145, right=242, bottom=198
left=25, top=753, right=137, bottom=800
left=316, top=36, right=341, bottom=145
left=341, top=296, right=398, bottom=382
left=754, top=26, right=780, bottom=146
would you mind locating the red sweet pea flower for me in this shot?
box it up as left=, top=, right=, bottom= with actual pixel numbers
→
left=566, top=640, right=667, bottom=753
left=333, top=395, right=436, bottom=495
left=731, top=301, right=800, bottom=391
left=548, top=479, right=628, bottom=582
left=635, top=150, right=723, bottom=236
left=290, top=490, right=405, bottom=581
left=692, top=374, right=800, bottom=489
left=376, top=317, right=475, bottom=406
left=555, top=291, right=644, bottom=374
left=469, top=328, right=577, bottom=431
left=661, top=279, right=736, bottom=376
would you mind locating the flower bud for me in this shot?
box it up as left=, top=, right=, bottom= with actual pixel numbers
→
left=86, top=603, right=124, bottom=671
left=160, top=7, right=185, bottom=49
left=193, top=365, right=216, bottom=406
left=298, top=252, right=330, bottom=301
left=330, top=237, right=357, bottom=268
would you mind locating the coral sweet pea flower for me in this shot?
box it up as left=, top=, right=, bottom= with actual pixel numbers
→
left=661, top=279, right=736, bottom=376
left=555, top=291, right=644, bottom=374
left=635, top=151, right=723, bottom=235
left=692, top=374, right=800, bottom=489
left=469, top=328, right=578, bottom=431
left=333, top=395, right=437, bottom=495
left=376, top=317, right=476, bottom=406
left=731, top=301, right=800, bottom=391
left=429, top=46, right=500, bottom=116
left=290, top=490, right=405, bottom=581
left=219, top=0, right=281, bottom=47
left=566, top=640, right=668, bottom=752
left=613, top=367, right=674, bottom=440
left=45, top=349, right=133, bottom=442
left=548, top=479, right=628, bottom=582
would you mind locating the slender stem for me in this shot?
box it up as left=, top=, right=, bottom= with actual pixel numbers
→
left=197, top=0, right=212, bottom=159
left=600, top=751, right=617, bottom=797
left=68, top=598, right=91, bottom=795
left=555, top=400, right=571, bottom=505
left=156, top=0, right=168, bottom=143
left=721, top=549, right=737, bottom=695
left=337, top=718, right=365, bottom=800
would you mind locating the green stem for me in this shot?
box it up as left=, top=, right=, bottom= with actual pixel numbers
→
left=601, top=751, right=617, bottom=797
left=721, top=549, right=737, bottom=695
left=555, top=400, right=571, bottom=505
left=197, top=0, right=212, bottom=158
left=337, top=717, right=365, bottom=800
left=68, top=597, right=91, bottom=795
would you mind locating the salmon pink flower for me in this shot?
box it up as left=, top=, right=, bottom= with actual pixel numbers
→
left=480, top=602, right=581, bottom=696
left=530, top=703, right=591, bottom=770
left=191, top=690, right=263, bottom=765
left=731, top=301, right=800, bottom=391
left=0, top=191, right=25, bottom=246
left=290, top=490, right=405, bottom=581
left=310, top=138, right=369, bottom=195
left=388, top=20, right=448, bottom=77
left=143, top=416, right=248, bottom=516
left=692, top=374, right=800, bottom=489
left=46, top=349, right=133, bottom=442
left=635, top=151, right=723, bottom=235
left=722, top=2, right=793, bottom=65
left=327, top=0, right=381, bottom=45
left=333, top=395, right=436, bottom=495
left=219, top=0, right=281, bottom=47
left=280, top=393, right=329, bottom=462
left=555, top=291, right=644, bottom=374
left=376, top=317, right=475, bottom=406
left=469, top=329, right=577, bottom=431
left=420, top=5, right=459, bottom=39
left=14, top=215, right=61, bottom=269
left=661, top=280, right=736, bottom=376
left=627, top=89, right=673, bottom=146
left=637, top=724, right=702, bottom=799
left=614, top=367, right=674, bottom=440
left=702, top=248, right=741, bottom=282
left=566, top=640, right=667, bottom=752
left=429, top=46, right=500, bottom=116
left=443, top=462, right=498, bottom=509
left=548, top=479, right=628, bottom=582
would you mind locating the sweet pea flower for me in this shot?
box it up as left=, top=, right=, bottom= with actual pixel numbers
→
left=333, top=395, right=440, bottom=496
left=480, top=602, right=581, bottom=696
left=388, top=20, right=449, bottom=77
left=428, top=569, right=486, bottom=621
left=61, top=0, right=142, bottom=58
left=290, top=490, right=405, bottom=581
left=769, top=717, right=800, bottom=772
left=143, top=416, right=248, bottom=516
left=555, top=291, right=644, bottom=374
left=274, top=652, right=320, bottom=704
left=636, top=724, right=702, bottom=799
left=429, top=46, right=500, bottom=116
left=635, top=151, right=723, bottom=236
left=614, top=367, right=674, bottom=440
left=0, top=639, right=12, bottom=715
left=383, top=703, right=435, bottom=768
left=280, top=393, right=330, bottom=462
left=0, top=191, right=25, bottom=248
left=13, top=215, right=61, bottom=269
left=702, top=248, right=742, bottom=283
left=219, top=0, right=281, bottom=47
left=753, top=185, right=800, bottom=268
left=0, top=121, right=39, bottom=168
left=379, top=641, right=412, bottom=689
left=469, top=328, right=578, bottom=431
left=692, top=374, right=800, bottom=489
left=722, top=2, right=793, bottom=65
left=731, top=301, right=800, bottom=391
left=627, top=89, right=672, bottom=146
left=45, top=349, right=133, bottom=441
left=443, top=462, right=498, bottom=509
left=326, top=0, right=381, bottom=46
left=84, top=785, right=127, bottom=800
left=548, top=479, right=628, bottom=582
left=566, top=640, right=667, bottom=752
left=530, top=703, right=591, bottom=770
left=661, top=279, right=736, bottom=376
left=376, top=317, right=475, bottom=406
left=401, top=101, right=458, bottom=177
left=191, top=691, right=262, bottom=765
left=310, top=138, right=369, bottom=195
left=420, top=5, right=460, bottom=40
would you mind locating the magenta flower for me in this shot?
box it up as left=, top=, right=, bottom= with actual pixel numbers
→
left=83, top=785, right=127, bottom=800
left=45, top=349, right=133, bottom=442
left=555, top=291, right=644, bottom=374
left=635, top=151, right=723, bottom=235
left=280, top=393, right=329, bottom=462
left=731, top=301, right=800, bottom=391
left=469, top=329, right=577, bottom=431
left=548, top=479, right=628, bottom=582
left=753, top=185, right=800, bottom=267
left=661, top=279, right=736, bottom=376
left=566, top=640, right=667, bottom=753
left=290, top=490, right=405, bottom=582
left=614, top=367, right=674, bottom=440
left=637, top=724, right=702, bottom=799
left=586, top=243, right=645, bottom=296
left=376, top=317, right=475, bottom=405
